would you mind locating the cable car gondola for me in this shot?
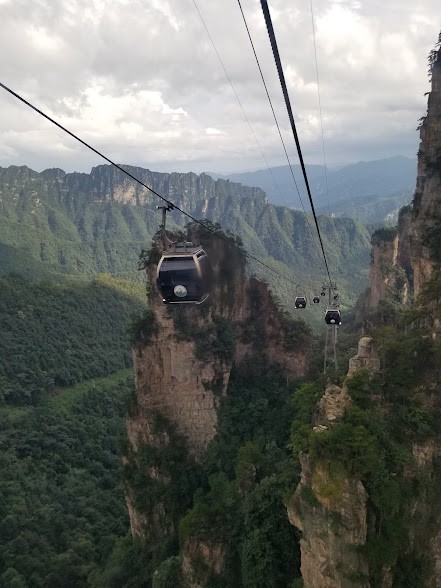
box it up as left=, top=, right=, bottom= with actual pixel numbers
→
left=313, top=296, right=320, bottom=304
left=294, top=296, right=307, bottom=309
left=156, top=244, right=213, bottom=304
left=325, top=307, right=342, bottom=325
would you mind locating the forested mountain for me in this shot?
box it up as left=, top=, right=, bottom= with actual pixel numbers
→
left=103, top=37, right=441, bottom=588
left=213, top=156, right=416, bottom=217
left=1, top=22, right=439, bottom=588
left=0, top=163, right=371, bottom=308
left=316, top=189, right=412, bottom=225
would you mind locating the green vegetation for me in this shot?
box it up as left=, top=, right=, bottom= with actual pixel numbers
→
left=171, top=309, right=236, bottom=365
left=0, top=274, right=146, bottom=405
left=422, top=216, right=441, bottom=263
left=0, top=260, right=152, bottom=585
left=0, top=373, right=133, bottom=587
left=175, top=363, right=302, bottom=587
left=0, top=164, right=371, bottom=327
left=110, top=361, right=304, bottom=588
left=5, top=161, right=440, bottom=586
left=371, top=226, right=398, bottom=243
left=293, top=289, right=441, bottom=586
left=319, top=190, right=412, bottom=226
left=124, top=412, right=203, bottom=523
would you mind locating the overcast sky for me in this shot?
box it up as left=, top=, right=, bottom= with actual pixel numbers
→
left=0, top=0, right=439, bottom=174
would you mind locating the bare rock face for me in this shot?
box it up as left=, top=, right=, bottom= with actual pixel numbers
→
left=411, top=50, right=441, bottom=298
left=288, top=338, right=383, bottom=587
left=347, top=337, right=380, bottom=376
left=318, top=384, right=352, bottom=423
left=287, top=455, right=369, bottom=588
left=181, top=539, right=227, bottom=588
left=131, top=306, right=228, bottom=461
left=366, top=231, right=402, bottom=310
left=365, top=219, right=413, bottom=311
left=366, top=45, right=441, bottom=311
left=129, top=277, right=308, bottom=466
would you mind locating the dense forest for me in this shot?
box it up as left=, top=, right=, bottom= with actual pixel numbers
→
left=0, top=263, right=152, bottom=586
left=0, top=274, right=146, bottom=405
left=0, top=168, right=361, bottom=586
left=0, top=373, right=133, bottom=587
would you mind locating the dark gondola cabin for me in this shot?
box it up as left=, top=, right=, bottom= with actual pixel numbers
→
left=294, top=296, right=307, bottom=309
left=325, top=307, right=342, bottom=325
left=156, top=246, right=213, bottom=304
left=313, top=296, right=320, bottom=304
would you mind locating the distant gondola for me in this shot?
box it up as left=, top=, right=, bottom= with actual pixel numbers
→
left=325, top=307, right=342, bottom=325
left=294, top=296, right=307, bottom=309
left=313, top=296, right=320, bottom=304
left=156, top=245, right=213, bottom=304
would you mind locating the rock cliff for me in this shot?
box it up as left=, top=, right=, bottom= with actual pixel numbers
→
left=0, top=162, right=371, bottom=307
left=366, top=40, right=441, bottom=310
left=124, top=227, right=310, bottom=562
left=411, top=43, right=441, bottom=297
left=289, top=339, right=441, bottom=587
left=287, top=338, right=379, bottom=587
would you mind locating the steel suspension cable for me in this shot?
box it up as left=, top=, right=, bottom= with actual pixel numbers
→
left=259, top=0, right=333, bottom=285
left=191, top=0, right=287, bottom=207
left=309, top=0, right=331, bottom=214
left=236, top=0, right=317, bottom=244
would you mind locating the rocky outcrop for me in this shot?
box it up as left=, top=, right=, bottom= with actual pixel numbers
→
left=411, top=47, right=441, bottom=297
left=130, top=308, right=228, bottom=461
left=366, top=42, right=441, bottom=311
left=129, top=279, right=308, bottom=464
left=181, top=539, right=227, bottom=588
left=287, top=454, right=369, bottom=588
left=125, top=231, right=310, bottom=550
left=288, top=337, right=382, bottom=588
left=289, top=336, right=441, bottom=587
left=365, top=226, right=410, bottom=310
left=317, top=384, right=352, bottom=424
left=347, top=337, right=381, bottom=376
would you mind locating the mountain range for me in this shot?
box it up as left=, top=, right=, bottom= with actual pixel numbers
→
left=0, top=164, right=372, bottom=313
left=210, top=156, right=415, bottom=224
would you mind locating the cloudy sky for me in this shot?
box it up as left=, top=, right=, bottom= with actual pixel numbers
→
left=0, top=0, right=439, bottom=174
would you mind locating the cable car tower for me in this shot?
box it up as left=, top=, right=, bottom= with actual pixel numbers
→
left=322, top=282, right=340, bottom=372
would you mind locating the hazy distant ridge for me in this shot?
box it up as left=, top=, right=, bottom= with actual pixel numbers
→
left=212, top=156, right=415, bottom=221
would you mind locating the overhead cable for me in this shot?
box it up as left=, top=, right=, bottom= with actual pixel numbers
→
left=236, top=0, right=318, bottom=248
left=309, top=0, right=331, bottom=213
left=259, top=0, right=333, bottom=285
left=236, top=0, right=303, bottom=210
left=191, top=0, right=287, bottom=208
left=0, top=80, right=300, bottom=287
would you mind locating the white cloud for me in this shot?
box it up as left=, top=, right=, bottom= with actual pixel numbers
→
left=0, top=0, right=439, bottom=174
left=205, top=127, right=223, bottom=135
